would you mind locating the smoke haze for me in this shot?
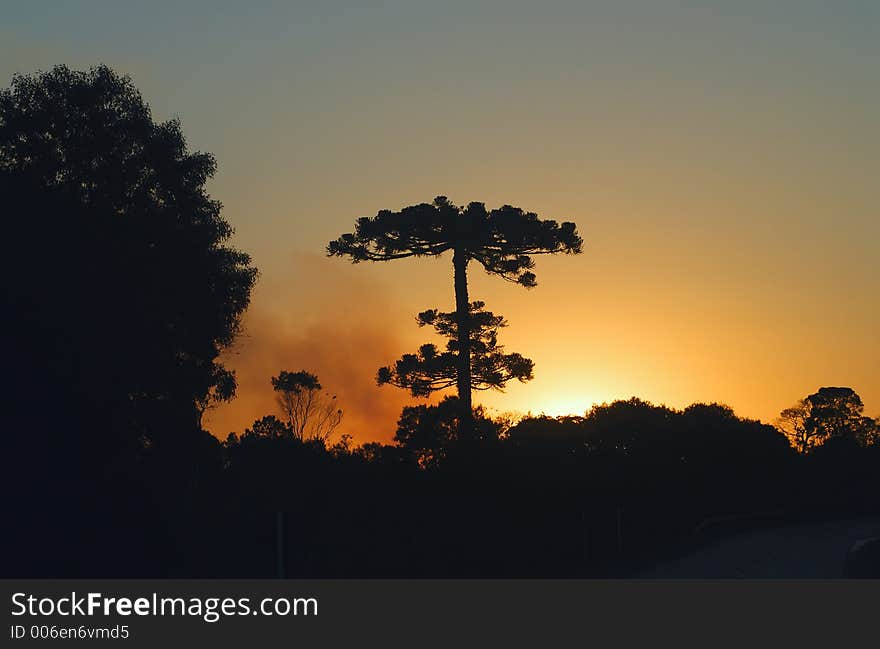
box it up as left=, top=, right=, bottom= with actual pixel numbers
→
left=204, top=255, right=425, bottom=443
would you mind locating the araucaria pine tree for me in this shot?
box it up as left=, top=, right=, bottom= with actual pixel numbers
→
left=328, top=196, right=582, bottom=436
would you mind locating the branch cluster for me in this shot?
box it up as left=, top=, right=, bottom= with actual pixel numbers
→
left=377, top=301, right=534, bottom=397
left=328, top=196, right=582, bottom=287
left=271, top=371, right=342, bottom=442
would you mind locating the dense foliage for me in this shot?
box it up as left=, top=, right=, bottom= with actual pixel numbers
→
left=3, top=66, right=256, bottom=573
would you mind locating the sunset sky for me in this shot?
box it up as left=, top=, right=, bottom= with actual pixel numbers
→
left=4, top=1, right=878, bottom=442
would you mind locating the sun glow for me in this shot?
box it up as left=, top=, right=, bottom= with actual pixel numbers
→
left=528, top=394, right=597, bottom=418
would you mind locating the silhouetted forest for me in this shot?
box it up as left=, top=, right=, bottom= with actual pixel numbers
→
left=3, top=66, right=878, bottom=578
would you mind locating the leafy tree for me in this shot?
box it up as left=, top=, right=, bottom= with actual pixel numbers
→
left=355, top=442, right=407, bottom=466
left=394, top=396, right=504, bottom=468
left=328, top=196, right=582, bottom=436
left=507, top=414, right=589, bottom=453
left=377, top=301, right=533, bottom=397
left=579, top=398, right=676, bottom=457
left=805, top=387, right=869, bottom=445
left=678, top=402, right=792, bottom=467
left=508, top=399, right=790, bottom=467
left=778, top=387, right=877, bottom=452
left=242, top=415, right=293, bottom=440
left=271, top=371, right=343, bottom=442
left=776, top=399, right=816, bottom=454
left=2, top=65, right=256, bottom=473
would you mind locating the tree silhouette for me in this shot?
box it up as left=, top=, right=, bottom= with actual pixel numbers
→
left=271, top=371, right=343, bottom=442
left=394, top=396, right=505, bottom=468
left=3, top=65, right=258, bottom=576
left=241, top=415, right=292, bottom=440
left=805, top=387, right=867, bottom=446
left=377, top=301, right=533, bottom=397
left=2, top=65, right=256, bottom=474
left=328, top=196, right=581, bottom=435
left=778, top=387, right=878, bottom=452
left=776, top=399, right=816, bottom=454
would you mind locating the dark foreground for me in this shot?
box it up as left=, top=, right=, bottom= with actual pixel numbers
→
left=643, top=516, right=880, bottom=578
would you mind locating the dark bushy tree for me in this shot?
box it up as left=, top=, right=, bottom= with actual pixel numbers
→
left=242, top=415, right=293, bottom=440
left=329, top=196, right=581, bottom=435
left=2, top=65, right=256, bottom=574
left=3, top=65, right=256, bottom=464
left=805, top=387, right=875, bottom=447
left=777, top=387, right=878, bottom=452
left=394, top=396, right=505, bottom=468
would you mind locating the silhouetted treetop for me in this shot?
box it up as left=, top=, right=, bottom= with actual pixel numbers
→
left=394, top=396, right=505, bottom=468
left=242, top=415, right=292, bottom=440
left=3, top=65, right=256, bottom=469
left=327, top=196, right=582, bottom=287
left=271, top=370, right=342, bottom=442
left=1, top=65, right=229, bottom=236
left=377, top=301, right=534, bottom=397
left=507, top=397, right=791, bottom=469
left=779, top=387, right=878, bottom=452
left=272, top=370, right=322, bottom=394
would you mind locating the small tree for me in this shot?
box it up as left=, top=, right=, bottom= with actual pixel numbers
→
left=241, top=415, right=292, bottom=440
left=377, top=301, right=533, bottom=397
left=271, top=371, right=343, bottom=442
left=394, top=396, right=505, bottom=468
left=329, top=196, right=581, bottom=436
left=776, top=399, right=817, bottom=454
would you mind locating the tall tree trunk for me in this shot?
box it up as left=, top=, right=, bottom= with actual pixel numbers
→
left=452, top=247, right=474, bottom=440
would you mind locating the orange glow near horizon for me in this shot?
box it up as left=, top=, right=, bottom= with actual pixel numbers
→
left=520, top=395, right=596, bottom=419
left=204, top=235, right=878, bottom=445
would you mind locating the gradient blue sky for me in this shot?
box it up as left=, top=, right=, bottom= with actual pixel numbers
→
left=3, top=1, right=877, bottom=440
